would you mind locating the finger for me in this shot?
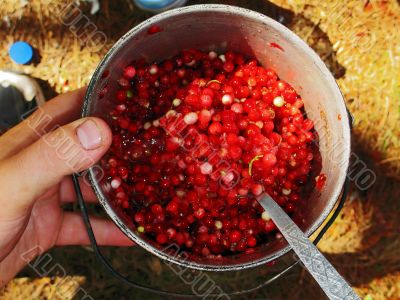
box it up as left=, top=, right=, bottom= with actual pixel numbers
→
left=0, top=87, right=86, bottom=160
left=59, top=176, right=99, bottom=204
left=56, top=212, right=134, bottom=246
left=0, top=117, right=111, bottom=219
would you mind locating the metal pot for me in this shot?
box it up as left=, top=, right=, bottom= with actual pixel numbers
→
left=83, top=4, right=351, bottom=272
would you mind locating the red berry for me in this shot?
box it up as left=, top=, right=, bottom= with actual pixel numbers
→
left=116, top=90, right=127, bottom=102
left=229, top=230, right=242, bottom=243
left=200, top=94, right=213, bottom=108
left=199, top=109, right=211, bottom=127
left=262, top=153, right=277, bottom=168
left=134, top=212, right=145, bottom=223
left=208, top=122, right=222, bottom=135
left=247, top=236, right=257, bottom=247
left=231, top=103, right=243, bottom=114
left=156, top=233, right=168, bottom=244
left=151, top=204, right=163, bottom=215
left=223, top=61, right=234, bottom=73
left=194, top=208, right=206, bottom=219
left=228, top=145, right=242, bottom=160
left=123, top=66, right=136, bottom=79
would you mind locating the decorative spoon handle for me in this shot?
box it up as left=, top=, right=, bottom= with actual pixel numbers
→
left=258, top=194, right=360, bottom=300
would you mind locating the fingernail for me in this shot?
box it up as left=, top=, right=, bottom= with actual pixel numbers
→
left=76, top=120, right=102, bottom=150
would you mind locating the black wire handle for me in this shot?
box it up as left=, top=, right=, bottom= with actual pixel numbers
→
left=72, top=174, right=350, bottom=298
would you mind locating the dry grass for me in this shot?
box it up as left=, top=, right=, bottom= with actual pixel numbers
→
left=0, top=0, right=399, bottom=299
left=0, top=277, right=86, bottom=300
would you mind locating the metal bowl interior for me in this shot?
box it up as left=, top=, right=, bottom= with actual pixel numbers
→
left=83, top=4, right=351, bottom=271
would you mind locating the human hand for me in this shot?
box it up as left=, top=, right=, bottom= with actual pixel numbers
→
left=0, top=88, right=132, bottom=287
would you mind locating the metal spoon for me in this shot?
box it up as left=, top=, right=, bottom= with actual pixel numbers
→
left=258, top=194, right=360, bottom=300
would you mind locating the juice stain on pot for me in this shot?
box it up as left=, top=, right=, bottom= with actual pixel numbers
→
left=147, top=25, right=163, bottom=35
left=269, top=42, right=284, bottom=52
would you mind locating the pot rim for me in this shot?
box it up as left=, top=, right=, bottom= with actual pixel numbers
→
left=82, top=4, right=351, bottom=271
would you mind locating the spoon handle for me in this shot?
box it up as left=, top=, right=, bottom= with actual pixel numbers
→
left=258, top=195, right=360, bottom=300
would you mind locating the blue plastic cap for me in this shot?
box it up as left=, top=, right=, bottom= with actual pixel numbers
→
left=135, top=0, right=177, bottom=9
left=9, top=41, right=34, bottom=65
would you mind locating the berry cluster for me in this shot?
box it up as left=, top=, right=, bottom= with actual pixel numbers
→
left=103, top=49, right=323, bottom=257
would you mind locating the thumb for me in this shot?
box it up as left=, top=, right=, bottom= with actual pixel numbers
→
left=0, top=117, right=111, bottom=218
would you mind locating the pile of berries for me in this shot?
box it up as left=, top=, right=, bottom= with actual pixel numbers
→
left=102, top=49, right=323, bottom=257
